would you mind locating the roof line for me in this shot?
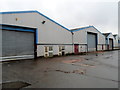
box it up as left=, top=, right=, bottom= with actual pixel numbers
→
left=71, top=25, right=104, bottom=36
left=71, top=26, right=92, bottom=32
left=0, top=10, right=70, bottom=31
left=107, top=32, right=113, bottom=38
left=103, top=32, right=112, bottom=38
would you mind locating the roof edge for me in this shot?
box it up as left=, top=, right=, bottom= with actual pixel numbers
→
left=71, top=26, right=104, bottom=36
left=103, top=32, right=112, bottom=38
left=71, top=26, right=92, bottom=32
left=0, top=10, right=70, bottom=31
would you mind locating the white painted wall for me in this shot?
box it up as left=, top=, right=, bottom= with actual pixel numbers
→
left=1, top=12, right=72, bottom=57
left=37, top=45, right=73, bottom=56
left=97, top=45, right=106, bottom=51
left=78, top=45, right=87, bottom=52
left=107, top=33, right=115, bottom=47
left=113, top=35, right=119, bottom=48
left=73, top=27, right=105, bottom=44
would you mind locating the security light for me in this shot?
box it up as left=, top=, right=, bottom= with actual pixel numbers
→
left=42, top=21, right=46, bottom=24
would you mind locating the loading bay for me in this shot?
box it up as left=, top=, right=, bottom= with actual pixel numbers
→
left=1, top=50, right=119, bottom=88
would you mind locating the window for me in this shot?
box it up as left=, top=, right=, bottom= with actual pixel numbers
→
left=59, top=46, right=65, bottom=51
left=44, top=46, right=53, bottom=57
left=45, top=46, right=53, bottom=52
left=49, top=46, right=53, bottom=51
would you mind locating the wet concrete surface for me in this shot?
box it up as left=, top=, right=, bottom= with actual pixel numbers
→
left=1, top=50, right=119, bottom=88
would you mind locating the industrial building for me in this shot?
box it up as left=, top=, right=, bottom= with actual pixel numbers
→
left=0, top=10, right=73, bottom=60
left=119, top=37, right=120, bottom=48
left=113, top=34, right=119, bottom=49
left=103, top=33, right=115, bottom=50
left=71, top=26, right=106, bottom=53
left=0, top=10, right=119, bottom=61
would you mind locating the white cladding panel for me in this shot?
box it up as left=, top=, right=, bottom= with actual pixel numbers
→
left=108, top=33, right=114, bottom=39
left=114, top=35, right=119, bottom=47
left=107, top=33, right=115, bottom=47
left=37, top=45, right=73, bottom=56
left=2, top=13, right=72, bottom=44
left=73, top=27, right=105, bottom=44
left=73, top=30, right=87, bottom=44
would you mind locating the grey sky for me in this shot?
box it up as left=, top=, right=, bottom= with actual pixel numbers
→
left=0, top=0, right=119, bottom=35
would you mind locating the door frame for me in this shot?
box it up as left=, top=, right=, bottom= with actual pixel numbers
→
left=0, top=24, right=37, bottom=59
left=74, top=44, right=79, bottom=54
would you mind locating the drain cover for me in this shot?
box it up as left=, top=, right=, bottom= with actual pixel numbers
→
left=2, top=81, right=31, bottom=89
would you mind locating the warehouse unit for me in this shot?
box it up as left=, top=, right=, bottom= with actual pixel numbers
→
left=119, top=37, right=120, bottom=48
left=0, top=25, right=36, bottom=59
left=103, top=33, right=115, bottom=50
left=0, top=10, right=72, bottom=60
left=71, top=26, right=106, bottom=53
left=113, top=34, right=119, bottom=49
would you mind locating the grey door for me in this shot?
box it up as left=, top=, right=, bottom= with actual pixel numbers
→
left=109, top=39, right=113, bottom=50
left=87, top=33, right=97, bottom=51
left=2, top=30, right=34, bottom=57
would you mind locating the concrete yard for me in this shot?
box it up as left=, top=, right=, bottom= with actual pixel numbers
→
left=1, top=50, right=119, bottom=88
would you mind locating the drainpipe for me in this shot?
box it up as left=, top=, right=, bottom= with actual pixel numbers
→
left=71, top=32, right=74, bottom=53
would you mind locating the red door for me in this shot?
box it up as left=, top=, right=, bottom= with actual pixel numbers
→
left=74, top=44, right=79, bottom=54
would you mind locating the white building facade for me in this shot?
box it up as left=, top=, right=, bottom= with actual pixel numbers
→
left=0, top=10, right=119, bottom=61
left=103, top=33, right=115, bottom=50
left=113, top=34, right=119, bottom=49
left=71, top=26, right=106, bottom=53
left=0, top=11, right=72, bottom=60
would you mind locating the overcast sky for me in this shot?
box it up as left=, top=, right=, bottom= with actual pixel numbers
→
left=0, top=0, right=119, bottom=35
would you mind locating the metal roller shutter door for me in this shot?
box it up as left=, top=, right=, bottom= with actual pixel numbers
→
left=109, top=39, right=113, bottom=50
left=87, top=33, right=97, bottom=52
left=2, top=30, right=34, bottom=57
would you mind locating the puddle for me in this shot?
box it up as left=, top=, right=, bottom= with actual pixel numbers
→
left=104, top=56, right=112, bottom=59
left=71, top=63, right=95, bottom=67
left=62, top=59, right=84, bottom=64
left=55, top=70, right=71, bottom=73
left=84, top=58, right=94, bottom=60
left=54, top=69, right=86, bottom=75
left=72, top=69, right=86, bottom=75
left=1, top=81, right=31, bottom=89
left=63, top=60, right=95, bottom=68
